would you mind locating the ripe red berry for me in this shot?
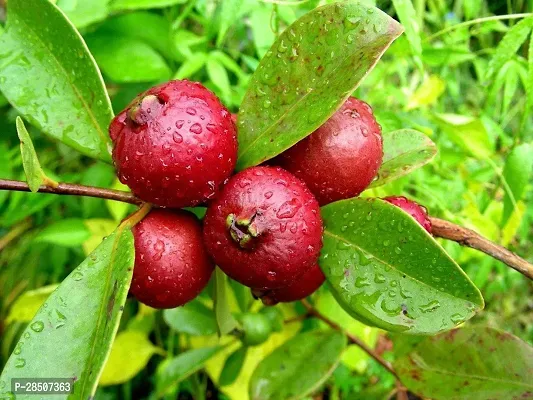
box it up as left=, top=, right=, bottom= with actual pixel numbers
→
left=203, top=166, right=323, bottom=290
left=109, top=80, right=237, bottom=208
left=131, top=209, right=214, bottom=309
left=383, top=196, right=432, bottom=233
left=275, top=97, right=383, bottom=206
left=259, top=264, right=325, bottom=305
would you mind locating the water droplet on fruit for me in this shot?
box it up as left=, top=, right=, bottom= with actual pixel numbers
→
left=276, top=199, right=301, bottom=219
left=267, top=271, right=277, bottom=281
left=239, top=179, right=251, bottom=188
left=30, top=321, right=44, bottom=332
left=279, top=222, right=287, bottom=233
left=206, top=123, right=217, bottom=133
left=173, top=132, right=183, bottom=143
left=190, top=123, right=202, bottom=134
left=264, top=191, right=273, bottom=199
left=186, top=107, right=196, bottom=115
left=289, top=223, right=298, bottom=233
left=175, top=120, right=184, bottom=129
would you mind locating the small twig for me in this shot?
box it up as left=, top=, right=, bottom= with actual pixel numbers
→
left=425, top=13, right=533, bottom=42
left=300, top=299, right=399, bottom=380
left=430, top=217, right=533, bottom=280
left=0, top=179, right=142, bottom=205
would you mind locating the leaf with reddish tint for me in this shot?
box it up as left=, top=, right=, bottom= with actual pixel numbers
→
left=394, top=327, right=533, bottom=399
left=237, top=1, right=403, bottom=170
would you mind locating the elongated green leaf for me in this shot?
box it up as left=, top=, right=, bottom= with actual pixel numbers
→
left=0, top=0, right=114, bottom=162
left=34, top=218, right=91, bottom=247
left=434, top=114, right=493, bottom=159
left=395, top=327, right=533, bottom=400
left=206, top=55, right=231, bottom=97
left=485, top=17, right=532, bottom=80
left=15, top=117, right=45, bottom=192
left=392, top=0, right=422, bottom=71
left=111, top=0, right=187, bottom=11
left=6, top=285, right=58, bottom=324
left=502, top=143, right=533, bottom=224
left=0, top=226, right=135, bottom=399
left=320, top=198, right=483, bottom=334
left=249, top=330, right=346, bottom=400
left=174, top=52, right=208, bottom=79
left=163, top=300, right=218, bottom=336
left=370, top=129, right=437, bottom=188
left=86, top=34, right=171, bottom=83
left=219, top=346, right=247, bottom=386
left=155, top=346, right=224, bottom=398
left=236, top=2, right=403, bottom=170
left=214, top=267, right=240, bottom=335
left=100, top=330, right=162, bottom=386
left=57, top=0, right=110, bottom=28
left=528, top=30, right=533, bottom=112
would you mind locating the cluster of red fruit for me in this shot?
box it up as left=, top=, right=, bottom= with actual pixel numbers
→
left=109, top=80, right=431, bottom=310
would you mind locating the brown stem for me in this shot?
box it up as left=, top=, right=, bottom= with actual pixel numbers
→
left=0, top=178, right=142, bottom=205
left=430, top=217, right=533, bottom=280
left=300, top=299, right=399, bottom=380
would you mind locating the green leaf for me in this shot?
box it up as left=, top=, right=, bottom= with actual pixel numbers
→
left=214, top=0, right=244, bottom=47
left=236, top=2, right=403, bottom=170
left=395, top=327, right=533, bottom=400
left=370, top=129, right=437, bottom=188
left=105, top=179, right=132, bottom=221
left=86, top=34, right=171, bottom=83
left=15, top=117, right=45, bottom=192
left=98, top=12, right=173, bottom=60
left=174, top=52, right=208, bottom=79
left=155, top=346, right=224, bottom=398
left=0, top=226, right=135, bottom=399
left=100, top=330, right=162, bottom=386
left=214, top=267, right=240, bottom=336
left=206, top=55, right=231, bottom=97
left=34, top=218, right=91, bottom=247
left=249, top=330, right=347, bottom=400
left=57, top=0, right=110, bottom=28
left=485, top=17, right=533, bottom=80
left=502, top=143, right=533, bottom=224
left=406, top=75, right=445, bottom=110
left=219, top=346, right=247, bottom=386
left=249, top=6, right=276, bottom=58
left=434, top=114, right=493, bottom=159
left=163, top=300, right=218, bottom=336
left=320, top=198, right=484, bottom=334
left=526, top=30, right=533, bottom=112
left=5, top=285, right=58, bottom=324
left=0, top=0, right=114, bottom=162
left=392, top=0, right=423, bottom=71
left=111, top=0, right=187, bottom=12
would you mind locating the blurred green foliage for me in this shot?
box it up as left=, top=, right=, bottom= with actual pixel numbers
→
left=1, top=0, right=532, bottom=399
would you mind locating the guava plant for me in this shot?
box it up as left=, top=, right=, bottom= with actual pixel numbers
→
left=0, top=1, right=532, bottom=399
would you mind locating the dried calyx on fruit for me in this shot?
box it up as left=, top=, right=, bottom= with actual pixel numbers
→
left=203, top=166, right=323, bottom=290
left=275, top=97, right=383, bottom=206
left=383, top=196, right=432, bottom=233
left=131, top=209, right=214, bottom=309
left=255, top=264, right=325, bottom=305
left=109, top=79, right=237, bottom=208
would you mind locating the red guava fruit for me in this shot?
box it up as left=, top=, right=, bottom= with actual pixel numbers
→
left=383, top=196, right=432, bottom=233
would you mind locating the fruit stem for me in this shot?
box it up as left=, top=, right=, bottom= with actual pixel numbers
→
left=121, top=202, right=152, bottom=229
left=300, top=299, right=400, bottom=380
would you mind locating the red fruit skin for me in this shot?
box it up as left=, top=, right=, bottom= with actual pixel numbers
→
left=260, top=264, right=325, bottom=305
left=383, top=196, right=432, bottom=233
left=131, top=209, right=214, bottom=309
left=275, top=97, right=383, bottom=206
left=109, top=80, right=238, bottom=208
left=203, top=166, right=323, bottom=290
